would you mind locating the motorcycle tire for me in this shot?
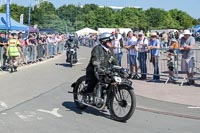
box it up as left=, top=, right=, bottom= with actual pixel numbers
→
left=108, top=84, right=136, bottom=122
left=73, top=75, right=87, bottom=109
left=70, top=55, right=73, bottom=67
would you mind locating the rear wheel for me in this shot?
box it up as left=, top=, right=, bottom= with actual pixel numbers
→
left=73, top=76, right=87, bottom=109
left=109, top=85, right=136, bottom=122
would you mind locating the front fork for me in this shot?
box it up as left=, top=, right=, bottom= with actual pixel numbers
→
left=112, top=85, right=124, bottom=102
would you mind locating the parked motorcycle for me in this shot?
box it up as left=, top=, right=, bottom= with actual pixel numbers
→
left=70, top=65, right=136, bottom=122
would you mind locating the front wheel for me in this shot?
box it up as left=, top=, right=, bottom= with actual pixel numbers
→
left=108, top=85, right=136, bottom=122
left=70, top=54, right=73, bottom=67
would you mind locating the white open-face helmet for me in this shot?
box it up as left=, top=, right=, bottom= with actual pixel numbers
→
left=99, top=32, right=114, bottom=43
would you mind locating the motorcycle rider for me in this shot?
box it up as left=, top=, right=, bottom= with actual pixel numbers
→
left=65, top=35, right=79, bottom=62
left=80, top=32, right=118, bottom=95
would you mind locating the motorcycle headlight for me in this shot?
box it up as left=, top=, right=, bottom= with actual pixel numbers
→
left=114, top=76, right=122, bottom=83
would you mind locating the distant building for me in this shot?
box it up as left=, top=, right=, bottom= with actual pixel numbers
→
left=99, top=5, right=142, bottom=11
left=76, top=5, right=141, bottom=11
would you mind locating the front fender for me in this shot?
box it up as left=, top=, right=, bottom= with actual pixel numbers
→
left=118, top=84, right=134, bottom=90
left=107, top=83, right=134, bottom=100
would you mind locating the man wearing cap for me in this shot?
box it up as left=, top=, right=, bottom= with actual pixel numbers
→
left=148, top=32, right=160, bottom=82
left=180, top=30, right=196, bottom=85
left=137, top=32, right=148, bottom=80
left=112, top=28, right=124, bottom=66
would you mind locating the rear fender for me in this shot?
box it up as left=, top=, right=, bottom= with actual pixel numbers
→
left=71, top=82, right=76, bottom=88
left=71, top=75, right=86, bottom=88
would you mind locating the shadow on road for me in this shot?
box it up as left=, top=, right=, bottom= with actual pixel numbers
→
left=62, top=101, right=112, bottom=120
left=55, top=63, right=72, bottom=68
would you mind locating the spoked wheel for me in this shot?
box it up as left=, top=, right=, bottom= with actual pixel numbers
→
left=109, top=85, right=136, bottom=122
left=73, top=75, right=87, bottom=109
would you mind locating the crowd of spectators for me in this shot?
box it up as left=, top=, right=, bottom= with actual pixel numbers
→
left=75, top=29, right=198, bottom=86
left=0, top=31, right=66, bottom=72
left=0, top=28, right=199, bottom=85
left=124, top=29, right=197, bottom=85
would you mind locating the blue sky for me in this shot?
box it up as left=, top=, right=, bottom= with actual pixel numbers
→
left=11, top=0, right=200, bottom=19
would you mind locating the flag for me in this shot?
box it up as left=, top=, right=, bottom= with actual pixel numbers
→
left=20, top=14, right=24, bottom=24
left=6, top=0, right=11, bottom=29
left=28, top=3, right=31, bottom=26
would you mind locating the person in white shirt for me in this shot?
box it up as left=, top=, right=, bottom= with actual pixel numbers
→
left=125, top=31, right=138, bottom=79
left=46, top=33, right=55, bottom=57
left=112, top=28, right=124, bottom=66
left=137, top=32, right=149, bottom=80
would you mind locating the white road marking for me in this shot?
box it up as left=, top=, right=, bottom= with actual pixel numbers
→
left=1, top=113, right=7, bottom=115
left=15, top=112, right=43, bottom=121
left=188, top=106, right=200, bottom=109
left=37, top=108, right=62, bottom=118
left=0, top=101, right=8, bottom=109
left=15, top=112, right=30, bottom=121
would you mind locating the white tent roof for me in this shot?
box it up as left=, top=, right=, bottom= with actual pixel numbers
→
left=75, top=27, right=98, bottom=36
left=98, top=28, right=132, bottom=34
left=98, top=28, right=115, bottom=34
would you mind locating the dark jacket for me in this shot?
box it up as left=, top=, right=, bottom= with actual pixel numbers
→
left=86, top=44, right=118, bottom=75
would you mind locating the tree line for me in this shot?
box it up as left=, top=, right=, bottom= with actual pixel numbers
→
left=0, top=1, right=199, bottom=33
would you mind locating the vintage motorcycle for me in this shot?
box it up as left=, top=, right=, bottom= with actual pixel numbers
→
left=66, top=46, right=78, bottom=67
left=70, top=65, right=136, bottom=122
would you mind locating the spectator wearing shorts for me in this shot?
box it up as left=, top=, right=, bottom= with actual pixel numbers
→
left=180, top=30, right=196, bottom=85
left=148, top=32, right=160, bottom=82
left=125, top=31, right=139, bottom=79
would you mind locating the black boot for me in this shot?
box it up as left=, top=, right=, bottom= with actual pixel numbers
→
left=14, top=66, right=17, bottom=72
left=10, top=67, right=14, bottom=73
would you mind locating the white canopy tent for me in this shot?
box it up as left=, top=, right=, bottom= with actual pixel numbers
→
left=98, top=28, right=132, bottom=34
left=98, top=28, right=115, bottom=34
left=75, top=27, right=98, bottom=36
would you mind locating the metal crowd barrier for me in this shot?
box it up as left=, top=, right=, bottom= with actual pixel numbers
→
left=37, top=44, right=46, bottom=60
left=0, top=47, right=4, bottom=70
left=0, top=41, right=66, bottom=72
left=44, top=42, right=65, bottom=59
left=121, top=44, right=200, bottom=86
left=24, top=42, right=65, bottom=63
left=57, top=42, right=65, bottom=54
left=22, top=45, right=37, bottom=63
